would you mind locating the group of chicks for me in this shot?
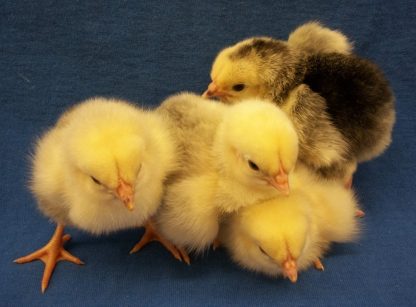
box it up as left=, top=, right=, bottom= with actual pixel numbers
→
left=15, top=22, right=395, bottom=292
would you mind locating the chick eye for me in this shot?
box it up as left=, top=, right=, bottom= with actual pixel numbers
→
left=248, top=160, right=259, bottom=171
left=232, top=84, right=245, bottom=92
left=90, top=176, right=101, bottom=185
left=259, top=246, right=270, bottom=257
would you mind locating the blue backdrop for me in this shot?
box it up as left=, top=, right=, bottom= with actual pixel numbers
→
left=1, top=1, right=415, bottom=306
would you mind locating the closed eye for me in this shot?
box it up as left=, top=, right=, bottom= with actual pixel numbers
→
left=136, top=163, right=142, bottom=178
left=248, top=160, right=260, bottom=171
left=259, top=246, right=271, bottom=258
left=90, top=176, right=102, bottom=185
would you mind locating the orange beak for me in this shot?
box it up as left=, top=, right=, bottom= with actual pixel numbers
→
left=267, top=165, right=289, bottom=195
left=116, top=178, right=134, bottom=211
left=202, top=82, right=219, bottom=98
left=282, top=254, right=298, bottom=283
left=202, top=81, right=230, bottom=99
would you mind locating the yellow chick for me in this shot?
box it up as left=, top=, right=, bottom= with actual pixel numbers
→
left=287, top=21, right=353, bottom=54
left=219, top=164, right=360, bottom=283
left=155, top=93, right=299, bottom=253
left=202, top=22, right=395, bottom=188
left=14, top=97, right=183, bottom=293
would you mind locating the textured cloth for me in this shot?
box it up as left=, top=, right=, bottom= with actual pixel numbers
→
left=1, top=1, right=415, bottom=306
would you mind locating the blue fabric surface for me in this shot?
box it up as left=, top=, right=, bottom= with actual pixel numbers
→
left=1, top=0, right=415, bottom=305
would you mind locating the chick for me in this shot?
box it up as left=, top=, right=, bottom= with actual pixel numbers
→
left=155, top=93, right=299, bottom=253
left=219, top=164, right=360, bottom=282
left=287, top=21, right=353, bottom=54
left=203, top=23, right=395, bottom=185
left=14, top=97, right=183, bottom=292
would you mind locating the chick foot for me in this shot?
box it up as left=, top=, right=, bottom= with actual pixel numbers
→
left=314, top=258, right=325, bottom=271
left=212, top=238, right=221, bottom=251
left=13, top=224, right=84, bottom=293
left=355, top=209, right=365, bottom=218
left=130, top=221, right=190, bottom=264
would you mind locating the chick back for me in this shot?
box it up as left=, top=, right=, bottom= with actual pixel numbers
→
left=156, top=93, right=226, bottom=181
left=303, top=53, right=396, bottom=162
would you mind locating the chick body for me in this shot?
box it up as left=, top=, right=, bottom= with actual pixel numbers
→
left=31, top=97, right=176, bottom=234
left=220, top=164, right=360, bottom=281
left=205, top=22, right=395, bottom=182
left=17, top=97, right=180, bottom=292
left=155, top=93, right=299, bottom=252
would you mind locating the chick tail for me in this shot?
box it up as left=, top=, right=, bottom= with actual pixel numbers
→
left=13, top=224, right=84, bottom=293
left=288, top=21, right=353, bottom=54
left=130, top=220, right=191, bottom=265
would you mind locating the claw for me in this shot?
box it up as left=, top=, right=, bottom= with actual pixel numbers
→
left=355, top=209, right=365, bottom=218
left=314, top=258, right=325, bottom=271
left=212, top=238, right=221, bottom=251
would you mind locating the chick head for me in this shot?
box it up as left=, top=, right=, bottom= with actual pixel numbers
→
left=63, top=98, right=150, bottom=211
left=203, top=37, right=302, bottom=103
left=215, top=99, right=298, bottom=195
left=237, top=194, right=312, bottom=282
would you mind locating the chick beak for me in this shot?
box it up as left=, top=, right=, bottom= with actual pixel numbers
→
left=116, top=178, right=134, bottom=211
left=267, top=166, right=290, bottom=195
left=203, top=81, right=225, bottom=98
left=282, top=255, right=298, bottom=283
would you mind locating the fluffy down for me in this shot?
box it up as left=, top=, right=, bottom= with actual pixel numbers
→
left=203, top=22, right=395, bottom=181
left=220, top=164, right=360, bottom=281
left=288, top=21, right=353, bottom=54
left=155, top=93, right=299, bottom=252
left=31, top=97, right=177, bottom=234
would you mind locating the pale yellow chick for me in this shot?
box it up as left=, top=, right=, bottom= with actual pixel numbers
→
left=220, top=165, right=360, bottom=282
left=155, top=93, right=299, bottom=253
left=15, top=97, right=182, bottom=292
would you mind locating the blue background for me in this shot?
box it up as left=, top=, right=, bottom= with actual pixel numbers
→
left=1, top=0, right=415, bottom=305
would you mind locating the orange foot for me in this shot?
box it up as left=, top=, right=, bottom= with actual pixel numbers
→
left=14, top=224, right=84, bottom=293
left=314, top=258, right=325, bottom=271
left=355, top=209, right=366, bottom=218
left=212, top=238, right=221, bottom=251
left=130, top=220, right=190, bottom=265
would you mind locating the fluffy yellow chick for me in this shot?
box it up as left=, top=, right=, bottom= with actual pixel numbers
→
left=220, top=164, right=360, bottom=282
left=155, top=93, right=299, bottom=253
left=203, top=22, right=395, bottom=188
left=287, top=21, right=353, bottom=54
left=15, top=97, right=183, bottom=292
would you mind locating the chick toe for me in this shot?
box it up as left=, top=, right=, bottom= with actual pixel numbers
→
left=355, top=209, right=366, bottom=218
left=212, top=238, right=221, bottom=251
left=130, top=221, right=190, bottom=264
left=313, top=258, right=325, bottom=271
left=14, top=224, right=83, bottom=293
